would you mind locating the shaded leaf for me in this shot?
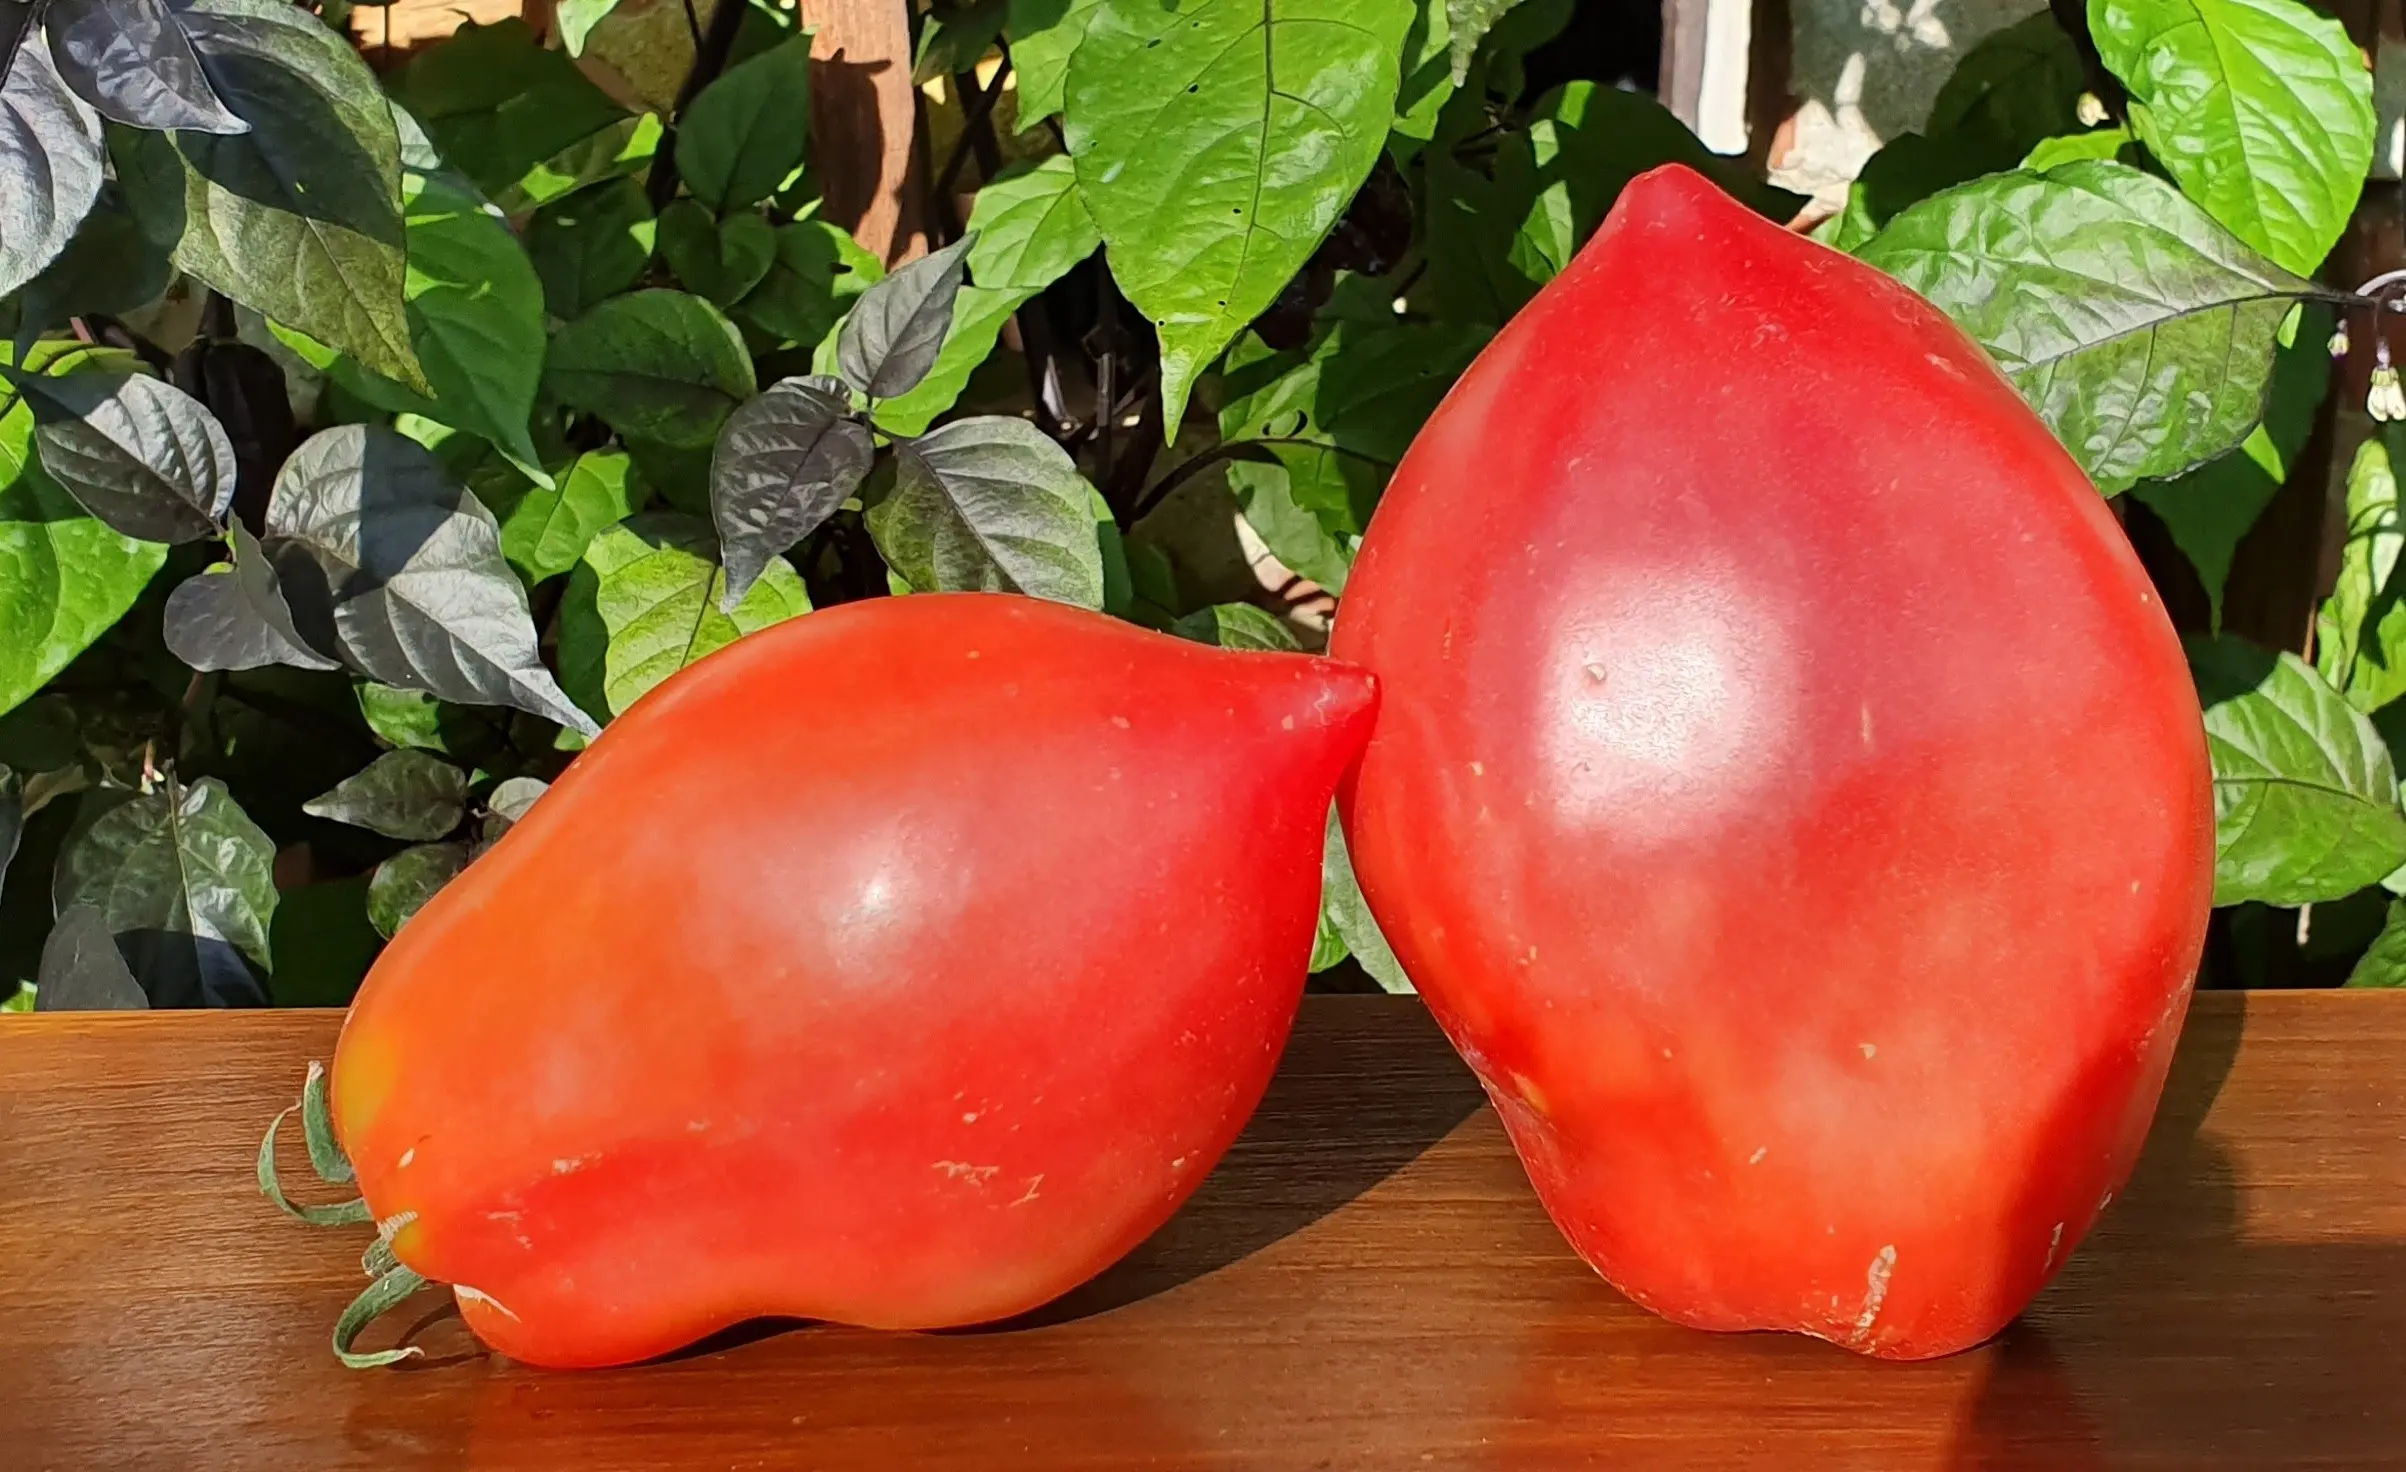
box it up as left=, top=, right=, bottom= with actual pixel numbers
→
left=13, top=184, right=175, bottom=336
left=710, top=375, right=873, bottom=607
left=1860, top=161, right=2318, bottom=493
left=366, top=841, right=469, bottom=938
left=558, top=511, right=810, bottom=722
left=32, top=904, right=147, bottom=1011
left=917, top=0, right=1010, bottom=83
left=387, top=18, right=628, bottom=207
left=1171, top=602, right=1301, bottom=651
left=46, top=0, right=248, bottom=134
left=1064, top=0, right=1414, bottom=431
left=302, top=748, right=469, bottom=841
left=1220, top=312, right=1487, bottom=545
left=355, top=680, right=509, bottom=762
left=485, top=775, right=547, bottom=827
left=871, top=415, right=1105, bottom=607
left=678, top=33, right=813, bottom=214
left=527, top=176, right=656, bottom=322
left=18, top=369, right=235, bottom=543
left=265, top=425, right=597, bottom=735
left=2023, top=127, right=2137, bottom=171
left=731, top=217, right=883, bottom=349
left=0, top=766, right=18, bottom=890
left=837, top=233, right=974, bottom=401
left=52, top=776, right=276, bottom=1006
left=2345, top=898, right=2406, bottom=987
left=2190, top=636, right=2406, bottom=907
left=657, top=200, right=777, bottom=307
left=0, top=41, right=105, bottom=300
left=1322, top=808, right=1411, bottom=992
left=164, top=519, right=340, bottom=672
left=546, top=289, right=756, bottom=449
left=2092, top=0, right=2374, bottom=275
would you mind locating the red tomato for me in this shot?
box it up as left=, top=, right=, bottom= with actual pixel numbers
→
left=332, top=593, right=1377, bottom=1368
left=1332, top=165, right=2213, bottom=1359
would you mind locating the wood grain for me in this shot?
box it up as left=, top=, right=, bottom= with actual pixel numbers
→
left=2, top=993, right=2401, bottom=1470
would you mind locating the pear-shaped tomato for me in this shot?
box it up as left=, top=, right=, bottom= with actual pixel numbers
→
left=330, top=593, right=1377, bottom=1368
left=1332, top=166, right=2213, bottom=1359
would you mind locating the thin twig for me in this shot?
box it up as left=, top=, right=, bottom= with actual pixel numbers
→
left=932, top=59, right=1014, bottom=203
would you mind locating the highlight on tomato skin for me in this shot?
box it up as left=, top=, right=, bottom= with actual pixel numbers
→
left=321, top=592, right=1379, bottom=1369
left=1332, top=163, right=2215, bottom=1362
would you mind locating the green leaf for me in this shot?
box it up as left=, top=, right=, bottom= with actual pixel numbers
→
left=1008, top=0, right=1103, bottom=128
left=1171, top=602, right=1301, bottom=650
left=355, top=681, right=510, bottom=762
left=483, top=449, right=649, bottom=585
left=678, top=32, right=814, bottom=214
left=2190, top=636, right=2406, bottom=907
left=116, top=0, right=421, bottom=391
left=869, top=415, right=1106, bottom=607
left=0, top=43, right=105, bottom=300
left=1502, top=84, right=1806, bottom=284
left=501, top=112, right=662, bottom=216
left=731, top=216, right=884, bottom=350
left=1859, top=161, right=2319, bottom=493
left=546, top=290, right=757, bottom=449
left=558, top=511, right=810, bottom=722
left=2022, top=127, right=2138, bottom=171
left=657, top=200, right=778, bottom=308
left=526, top=177, right=658, bottom=323
left=1219, top=311, right=1486, bottom=544
left=367, top=841, right=470, bottom=938
left=1445, top=0, right=1522, bottom=82
left=2315, top=428, right=2406, bottom=713
left=2091, top=0, right=2374, bottom=275
left=2344, top=898, right=2406, bottom=987
left=1389, top=0, right=1453, bottom=151
left=2130, top=303, right=2328, bottom=623
left=872, top=158, right=1100, bottom=435
left=266, top=425, right=597, bottom=735
left=0, top=355, right=168, bottom=721
left=53, top=776, right=278, bottom=1006
left=303, top=749, right=470, bottom=841
left=388, top=18, right=628, bottom=208
left=555, top=0, right=624, bottom=55
left=1064, top=0, right=1414, bottom=433
left=1321, top=808, right=1410, bottom=992
left=387, top=169, right=550, bottom=476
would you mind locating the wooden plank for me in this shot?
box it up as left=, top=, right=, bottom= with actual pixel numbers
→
left=2, top=992, right=2401, bottom=1469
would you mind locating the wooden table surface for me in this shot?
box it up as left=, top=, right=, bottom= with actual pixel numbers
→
left=3, top=993, right=2402, bottom=1470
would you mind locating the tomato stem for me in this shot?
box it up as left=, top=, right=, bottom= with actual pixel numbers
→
left=335, top=1264, right=428, bottom=1369
left=256, top=1087, right=371, bottom=1227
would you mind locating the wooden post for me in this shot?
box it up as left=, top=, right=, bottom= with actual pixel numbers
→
left=803, top=0, right=930, bottom=266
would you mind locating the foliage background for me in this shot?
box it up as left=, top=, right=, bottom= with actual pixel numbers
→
left=0, top=0, right=2402, bottom=1009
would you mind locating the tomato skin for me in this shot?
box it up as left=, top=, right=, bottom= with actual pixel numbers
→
left=332, top=593, right=1376, bottom=1369
left=1332, top=166, right=2214, bottom=1360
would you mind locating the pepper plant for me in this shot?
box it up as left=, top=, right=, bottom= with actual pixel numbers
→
left=0, top=0, right=2400, bottom=1008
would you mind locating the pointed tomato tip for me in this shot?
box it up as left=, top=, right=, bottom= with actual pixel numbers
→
left=1615, top=163, right=1744, bottom=229
left=1305, top=657, right=1380, bottom=731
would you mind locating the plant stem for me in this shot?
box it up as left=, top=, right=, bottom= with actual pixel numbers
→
left=933, top=59, right=1013, bottom=203
left=0, top=2, right=45, bottom=92
left=647, top=0, right=754, bottom=210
